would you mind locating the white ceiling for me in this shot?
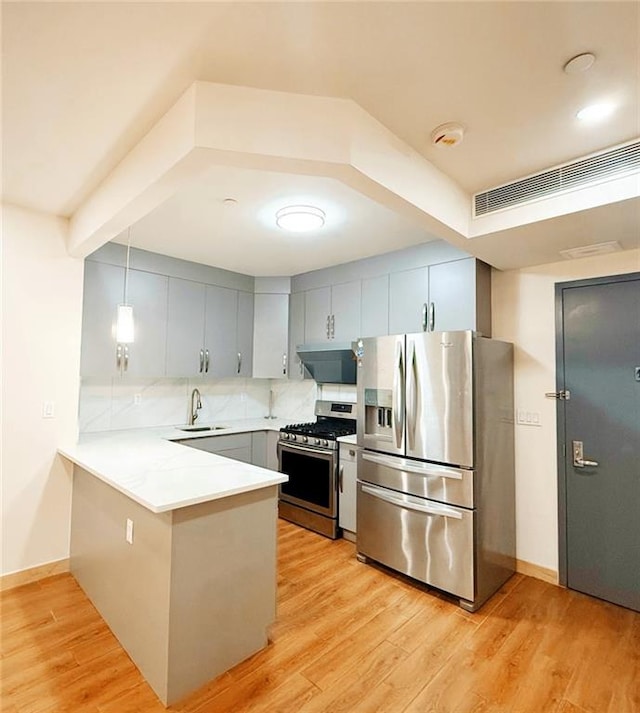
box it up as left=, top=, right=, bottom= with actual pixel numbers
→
left=3, top=1, right=640, bottom=274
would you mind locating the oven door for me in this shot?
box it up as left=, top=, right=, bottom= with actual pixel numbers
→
left=278, top=442, right=336, bottom=518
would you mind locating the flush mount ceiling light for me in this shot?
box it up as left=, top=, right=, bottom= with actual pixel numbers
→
left=275, top=205, right=326, bottom=232
left=576, top=102, right=615, bottom=123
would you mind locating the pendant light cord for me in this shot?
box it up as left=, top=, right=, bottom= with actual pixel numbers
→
left=124, top=228, right=131, bottom=305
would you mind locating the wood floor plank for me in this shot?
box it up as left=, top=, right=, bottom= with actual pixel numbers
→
left=1, top=518, right=638, bottom=713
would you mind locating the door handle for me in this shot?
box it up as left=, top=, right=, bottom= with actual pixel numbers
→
left=428, top=302, right=435, bottom=332
left=422, top=303, right=428, bottom=332
left=572, top=440, right=598, bottom=468
left=116, top=343, right=123, bottom=371
left=199, top=349, right=204, bottom=373
left=237, top=352, right=242, bottom=374
left=339, top=465, right=344, bottom=493
left=282, top=353, right=287, bottom=375
left=204, top=349, right=210, bottom=373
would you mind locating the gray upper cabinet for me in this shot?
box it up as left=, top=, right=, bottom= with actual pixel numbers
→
left=81, top=261, right=125, bottom=377
left=389, top=266, right=429, bottom=334
left=361, top=274, right=389, bottom=338
left=428, top=259, right=492, bottom=336
left=81, top=261, right=168, bottom=378
left=165, top=280, right=252, bottom=379
left=253, top=293, right=288, bottom=378
left=304, top=286, right=332, bottom=342
left=288, top=291, right=307, bottom=381
left=331, top=281, right=361, bottom=342
left=125, top=270, right=169, bottom=377
left=204, top=285, right=238, bottom=378
left=303, top=281, right=361, bottom=343
left=166, top=278, right=206, bottom=377
left=237, top=291, right=254, bottom=377
left=388, top=259, right=491, bottom=336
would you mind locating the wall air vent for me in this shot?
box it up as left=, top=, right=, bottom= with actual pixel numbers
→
left=474, top=140, right=640, bottom=217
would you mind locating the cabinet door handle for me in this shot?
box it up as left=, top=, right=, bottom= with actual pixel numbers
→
left=237, top=352, right=242, bottom=374
left=300, top=360, right=304, bottom=376
left=199, top=349, right=204, bottom=373
left=339, top=465, right=344, bottom=493
left=330, top=314, right=335, bottom=339
left=282, top=353, right=287, bottom=375
left=123, top=345, right=129, bottom=372
left=326, top=315, right=331, bottom=339
left=429, top=302, right=435, bottom=332
left=422, top=303, right=428, bottom=332
left=116, top=344, right=123, bottom=371
left=205, top=349, right=210, bottom=373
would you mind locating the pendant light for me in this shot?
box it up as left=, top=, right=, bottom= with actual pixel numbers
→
left=115, top=229, right=135, bottom=343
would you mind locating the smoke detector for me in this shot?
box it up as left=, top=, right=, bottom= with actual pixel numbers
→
left=431, top=122, right=465, bottom=148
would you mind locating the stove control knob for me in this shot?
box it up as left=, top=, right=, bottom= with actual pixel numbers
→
left=323, top=439, right=329, bottom=447
left=315, top=438, right=321, bottom=445
left=290, top=434, right=297, bottom=442
left=302, top=436, right=308, bottom=444
left=282, top=433, right=289, bottom=440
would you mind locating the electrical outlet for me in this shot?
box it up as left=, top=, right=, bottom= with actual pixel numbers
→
left=125, top=518, right=134, bottom=545
left=133, top=393, right=142, bottom=406
left=42, top=401, right=55, bottom=418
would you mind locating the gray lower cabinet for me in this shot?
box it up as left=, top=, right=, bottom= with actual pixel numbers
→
left=180, top=432, right=281, bottom=469
left=81, top=261, right=168, bottom=377
left=339, top=443, right=358, bottom=534
left=179, top=432, right=252, bottom=464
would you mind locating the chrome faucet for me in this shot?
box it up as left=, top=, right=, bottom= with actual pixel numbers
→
left=189, top=388, right=202, bottom=425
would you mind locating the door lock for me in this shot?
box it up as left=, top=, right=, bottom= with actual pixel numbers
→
left=572, top=440, right=599, bottom=468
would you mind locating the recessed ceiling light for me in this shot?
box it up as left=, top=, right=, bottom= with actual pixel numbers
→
left=563, top=53, right=596, bottom=75
left=576, top=103, right=615, bottom=123
left=275, top=205, right=326, bottom=232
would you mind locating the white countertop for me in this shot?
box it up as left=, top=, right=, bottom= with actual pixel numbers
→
left=337, top=434, right=358, bottom=446
left=58, top=419, right=291, bottom=514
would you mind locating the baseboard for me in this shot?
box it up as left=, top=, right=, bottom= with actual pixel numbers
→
left=516, top=559, right=559, bottom=586
left=0, top=558, right=70, bottom=593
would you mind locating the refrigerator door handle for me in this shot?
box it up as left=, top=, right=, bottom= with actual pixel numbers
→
left=361, top=484, right=463, bottom=520
left=362, top=451, right=463, bottom=480
left=393, top=339, right=404, bottom=449
left=406, top=339, right=417, bottom=451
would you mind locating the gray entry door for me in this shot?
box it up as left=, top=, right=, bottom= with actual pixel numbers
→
left=558, top=273, right=640, bottom=611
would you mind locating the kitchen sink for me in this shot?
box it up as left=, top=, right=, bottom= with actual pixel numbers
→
left=176, top=425, right=228, bottom=433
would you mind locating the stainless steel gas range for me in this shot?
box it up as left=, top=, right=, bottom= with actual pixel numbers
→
left=278, top=401, right=356, bottom=539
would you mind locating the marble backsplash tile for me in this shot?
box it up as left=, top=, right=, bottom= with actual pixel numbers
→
left=78, top=376, right=324, bottom=432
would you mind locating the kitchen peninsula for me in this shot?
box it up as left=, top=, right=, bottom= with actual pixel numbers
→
left=58, top=423, right=288, bottom=706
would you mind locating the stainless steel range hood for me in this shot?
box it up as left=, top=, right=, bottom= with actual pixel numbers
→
left=296, top=343, right=357, bottom=384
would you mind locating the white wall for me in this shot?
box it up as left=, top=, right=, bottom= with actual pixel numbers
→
left=1, top=204, right=84, bottom=576
left=492, top=248, right=640, bottom=572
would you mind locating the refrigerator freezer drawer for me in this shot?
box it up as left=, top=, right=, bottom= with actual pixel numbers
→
left=359, top=450, right=474, bottom=509
left=357, top=482, right=474, bottom=601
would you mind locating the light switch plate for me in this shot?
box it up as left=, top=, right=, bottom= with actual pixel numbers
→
left=42, top=401, right=55, bottom=418
left=125, top=518, right=134, bottom=545
left=516, top=409, right=541, bottom=427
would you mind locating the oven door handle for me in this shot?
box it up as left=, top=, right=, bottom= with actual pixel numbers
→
left=279, top=441, right=332, bottom=457
left=361, top=484, right=462, bottom=519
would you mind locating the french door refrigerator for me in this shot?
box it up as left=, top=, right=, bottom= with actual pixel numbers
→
left=355, top=330, right=515, bottom=611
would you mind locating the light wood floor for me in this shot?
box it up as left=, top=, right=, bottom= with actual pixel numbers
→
left=1, top=520, right=638, bottom=713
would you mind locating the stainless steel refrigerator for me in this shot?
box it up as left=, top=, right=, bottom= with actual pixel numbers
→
left=355, top=330, right=515, bottom=611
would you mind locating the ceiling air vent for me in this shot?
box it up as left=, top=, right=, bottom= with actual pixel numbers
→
left=474, top=140, right=640, bottom=217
